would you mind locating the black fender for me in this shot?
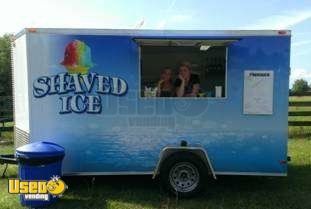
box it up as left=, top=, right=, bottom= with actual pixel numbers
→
left=153, top=146, right=216, bottom=179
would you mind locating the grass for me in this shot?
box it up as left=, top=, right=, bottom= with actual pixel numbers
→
left=0, top=132, right=13, bottom=142
left=0, top=96, right=310, bottom=209
left=0, top=145, right=19, bottom=209
left=0, top=122, right=14, bottom=143
left=289, top=96, right=311, bottom=102
left=0, top=139, right=310, bottom=209
left=0, top=122, right=14, bottom=128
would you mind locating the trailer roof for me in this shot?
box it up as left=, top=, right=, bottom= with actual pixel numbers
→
left=15, top=28, right=291, bottom=39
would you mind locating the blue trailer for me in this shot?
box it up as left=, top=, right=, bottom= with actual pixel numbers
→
left=12, top=28, right=291, bottom=196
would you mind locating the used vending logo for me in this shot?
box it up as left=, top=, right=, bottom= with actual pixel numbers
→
left=8, top=176, right=68, bottom=201
left=32, top=40, right=128, bottom=114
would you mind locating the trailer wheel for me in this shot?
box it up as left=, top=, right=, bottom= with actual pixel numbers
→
left=159, top=152, right=208, bottom=197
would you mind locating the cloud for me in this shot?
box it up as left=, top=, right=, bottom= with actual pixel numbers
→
left=156, top=14, right=192, bottom=29
left=292, top=40, right=311, bottom=47
left=243, top=10, right=311, bottom=29
left=170, top=14, right=192, bottom=22
left=156, top=20, right=167, bottom=29
left=290, top=68, right=311, bottom=87
left=155, top=0, right=193, bottom=29
left=0, top=0, right=124, bottom=35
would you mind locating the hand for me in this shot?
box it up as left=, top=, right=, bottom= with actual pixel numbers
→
left=178, top=74, right=185, bottom=83
left=157, top=80, right=164, bottom=90
left=158, top=79, right=164, bottom=85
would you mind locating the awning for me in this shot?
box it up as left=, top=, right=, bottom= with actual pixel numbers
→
left=134, top=39, right=238, bottom=47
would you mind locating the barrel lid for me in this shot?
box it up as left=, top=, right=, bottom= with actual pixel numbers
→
left=16, top=141, right=65, bottom=158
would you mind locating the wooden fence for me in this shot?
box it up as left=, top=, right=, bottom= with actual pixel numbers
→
left=0, top=96, right=309, bottom=133
left=288, top=101, right=311, bottom=126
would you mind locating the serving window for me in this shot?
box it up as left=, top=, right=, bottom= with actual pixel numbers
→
left=138, top=39, right=234, bottom=98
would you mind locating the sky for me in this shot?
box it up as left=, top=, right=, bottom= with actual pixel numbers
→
left=0, top=0, right=310, bottom=86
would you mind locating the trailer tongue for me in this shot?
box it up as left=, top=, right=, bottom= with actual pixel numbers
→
left=0, top=154, right=17, bottom=178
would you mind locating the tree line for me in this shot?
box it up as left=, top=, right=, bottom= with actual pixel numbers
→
left=0, top=34, right=12, bottom=96
left=291, top=79, right=311, bottom=96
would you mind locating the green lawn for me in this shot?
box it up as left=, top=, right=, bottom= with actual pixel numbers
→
left=0, top=139, right=311, bottom=209
left=289, top=96, right=311, bottom=102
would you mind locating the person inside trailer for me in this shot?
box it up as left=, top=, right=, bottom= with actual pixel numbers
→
left=156, top=67, right=174, bottom=97
left=175, top=62, right=200, bottom=97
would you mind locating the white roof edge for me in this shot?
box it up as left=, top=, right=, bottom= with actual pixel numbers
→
left=14, top=29, right=27, bottom=40
left=14, top=28, right=291, bottom=39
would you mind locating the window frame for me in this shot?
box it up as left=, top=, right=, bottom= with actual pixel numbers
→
left=138, top=40, right=229, bottom=100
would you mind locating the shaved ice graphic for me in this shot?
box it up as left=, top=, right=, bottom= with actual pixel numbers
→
left=61, top=40, right=94, bottom=74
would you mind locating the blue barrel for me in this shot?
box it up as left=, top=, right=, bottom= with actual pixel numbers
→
left=16, top=141, right=65, bottom=208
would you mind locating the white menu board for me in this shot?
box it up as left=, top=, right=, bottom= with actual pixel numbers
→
left=243, top=70, right=274, bottom=115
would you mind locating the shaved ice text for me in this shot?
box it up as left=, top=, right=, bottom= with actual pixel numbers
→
left=33, top=72, right=128, bottom=114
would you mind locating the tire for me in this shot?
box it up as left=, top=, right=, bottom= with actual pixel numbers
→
left=159, top=152, right=208, bottom=198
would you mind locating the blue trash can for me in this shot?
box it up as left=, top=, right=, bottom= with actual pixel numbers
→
left=16, top=141, right=65, bottom=208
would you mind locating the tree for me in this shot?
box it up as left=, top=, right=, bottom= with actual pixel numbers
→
left=0, top=34, right=13, bottom=96
left=292, top=79, right=310, bottom=95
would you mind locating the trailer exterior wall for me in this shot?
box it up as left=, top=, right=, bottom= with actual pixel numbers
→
left=12, top=34, right=31, bottom=148
left=15, top=29, right=290, bottom=176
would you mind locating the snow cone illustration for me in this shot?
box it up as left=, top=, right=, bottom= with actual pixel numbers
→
left=61, top=40, right=94, bottom=74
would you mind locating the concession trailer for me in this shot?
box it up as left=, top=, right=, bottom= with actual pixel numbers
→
left=12, top=28, right=291, bottom=196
